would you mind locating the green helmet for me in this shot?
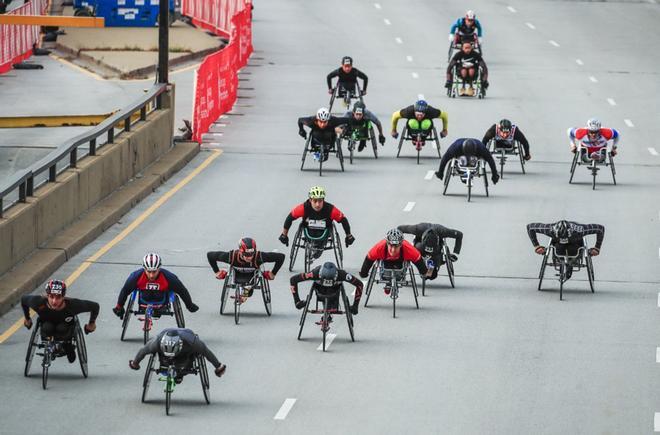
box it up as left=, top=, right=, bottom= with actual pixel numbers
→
left=308, top=186, right=326, bottom=199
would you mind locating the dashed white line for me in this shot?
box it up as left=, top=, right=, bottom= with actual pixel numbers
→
left=424, top=170, right=434, bottom=180
left=395, top=37, right=403, bottom=44
left=656, top=347, right=660, bottom=362
left=576, top=59, right=584, bottom=66
left=657, top=292, right=660, bottom=307
left=624, top=119, right=634, bottom=128
left=507, top=5, right=517, bottom=13
left=607, top=98, right=617, bottom=106
left=317, top=334, right=337, bottom=351
left=549, top=40, right=560, bottom=47
left=384, top=18, right=391, bottom=25
left=589, top=76, right=598, bottom=83
left=274, top=399, right=297, bottom=420
left=654, top=412, right=660, bottom=432
left=649, top=147, right=659, bottom=156
left=374, top=2, right=381, bottom=9
left=403, top=202, right=416, bottom=212
left=406, top=55, right=413, bottom=62
left=411, top=72, right=419, bottom=79
left=417, top=93, right=425, bottom=100
left=525, top=22, right=536, bottom=29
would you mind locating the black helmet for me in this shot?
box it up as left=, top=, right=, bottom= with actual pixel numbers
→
left=420, top=229, right=440, bottom=254
left=45, top=279, right=66, bottom=296
left=499, top=119, right=512, bottom=132
left=319, top=262, right=338, bottom=286
left=462, top=139, right=478, bottom=156
left=342, top=56, right=353, bottom=66
left=238, top=237, right=257, bottom=257
left=160, top=330, right=183, bottom=358
left=352, top=101, right=366, bottom=115
left=552, top=220, right=573, bottom=244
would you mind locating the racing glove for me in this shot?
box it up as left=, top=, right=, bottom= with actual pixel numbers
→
left=113, top=304, right=125, bottom=319
left=378, top=134, right=386, bottom=145
left=279, top=233, right=289, bottom=246
left=491, top=173, right=500, bottom=185
left=345, top=234, right=355, bottom=247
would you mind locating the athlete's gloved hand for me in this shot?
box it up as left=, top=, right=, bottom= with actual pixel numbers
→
left=113, top=304, right=125, bottom=319
left=534, top=246, right=546, bottom=255
left=23, top=318, right=33, bottom=329
left=129, top=360, right=140, bottom=370
left=378, top=134, right=386, bottom=145
left=391, top=130, right=399, bottom=139
left=215, top=364, right=227, bottom=377
left=295, top=299, right=306, bottom=310
left=350, top=303, right=359, bottom=315
left=435, top=170, right=444, bottom=180
left=361, top=90, right=367, bottom=96
left=216, top=270, right=228, bottom=280
left=345, top=234, right=355, bottom=247
left=588, top=247, right=600, bottom=257
left=491, top=173, right=500, bottom=185
left=483, top=80, right=489, bottom=89
left=610, top=148, right=618, bottom=157
left=279, top=234, right=289, bottom=246
left=187, top=303, right=199, bottom=313
left=84, top=322, right=96, bottom=334
left=448, top=34, right=454, bottom=42
left=449, top=254, right=458, bottom=262
left=440, top=129, right=448, bottom=138
left=328, top=88, right=334, bottom=95
left=263, top=270, right=275, bottom=280
left=298, top=129, right=307, bottom=139
left=444, top=80, right=452, bottom=89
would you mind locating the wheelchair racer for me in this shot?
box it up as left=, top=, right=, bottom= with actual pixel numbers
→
left=449, top=10, right=482, bottom=46
left=527, top=220, right=605, bottom=280
left=327, top=56, right=368, bottom=100
left=568, top=118, right=619, bottom=162
left=482, top=119, right=531, bottom=160
left=435, top=138, right=499, bottom=184
left=391, top=99, right=448, bottom=140
left=207, top=237, right=285, bottom=298
left=397, top=223, right=463, bottom=280
left=359, top=229, right=431, bottom=294
left=290, top=262, right=363, bottom=317
left=22, top=280, right=98, bottom=363
left=336, top=101, right=386, bottom=151
left=129, top=328, right=227, bottom=380
left=446, top=42, right=489, bottom=96
left=298, top=107, right=349, bottom=162
left=279, top=186, right=355, bottom=252
left=113, top=253, right=199, bottom=320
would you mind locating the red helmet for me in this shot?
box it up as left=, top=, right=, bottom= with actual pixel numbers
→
left=238, top=237, right=257, bottom=257
left=45, top=279, right=66, bottom=296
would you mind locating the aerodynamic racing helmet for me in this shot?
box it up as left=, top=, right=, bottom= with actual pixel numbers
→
left=466, top=10, right=476, bottom=20
left=386, top=228, right=404, bottom=246
left=45, top=279, right=67, bottom=296
left=316, top=107, right=331, bottom=122
left=552, top=220, right=573, bottom=244
left=499, top=119, right=512, bottom=132
left=462, top=139, right=478, bottom=156
left=342, top=56, right=353, bottom=66
left=414, top=99, right=428, bottom=113
left=142, top=252, right=162, bottom=272
left=319, top=262, right=339, bottom=286
left=308, top=185, right=326, bottom=199
left=420, top=229, right=440, bottom=254
left=352, top=101, right=366, bottom=115
left=160, top=330, right=183, bottom=358
left=238, top=237, right=257, bottom=257
left=586, top=117, right=601, bottom=132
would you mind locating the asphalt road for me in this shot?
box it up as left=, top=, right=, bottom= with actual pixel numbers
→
left=1, top=1, right=660, bottom=434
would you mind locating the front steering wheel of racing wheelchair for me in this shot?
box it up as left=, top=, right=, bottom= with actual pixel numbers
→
left=337, top=123, right=379, bottom=164
left=300, top=135, right=344, bottom=176
left=219, top=267, right=272, bottom=324
left=537, top=243, right=595, bottom=301
left=487, top=139, right=526, bottom=178
left=420, top=242, right=456, bottom=296
left=288, top=223, right=343, bottom=273
left=447, top=64, right=486, bottom=99
left=363, top=260, right=419, bottom=318
left=396, top=123, right=443, bottom=164
left=442, top=156, right=489, bottom=202
left=297, top=284, right=355, bottom=352
left=328, top=83, right=364, bottom=113
left=569, top=145, right=616, bottom=190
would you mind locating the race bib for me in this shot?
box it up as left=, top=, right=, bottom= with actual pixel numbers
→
left=306, top=219, right=326, bottom=229
left=146, top=282, right=160, bottom=291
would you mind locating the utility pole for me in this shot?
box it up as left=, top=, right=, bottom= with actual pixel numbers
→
left=157, top=1, right=169, bottom=83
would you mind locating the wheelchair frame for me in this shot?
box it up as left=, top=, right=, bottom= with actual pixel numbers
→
left=300, top=134, right=344, bottom=176
left=328, top=81, right=364, bottom=113
left=337, top=121, right=378, bottom=164
left=447, top=64, right=485, bottom=99
left=121, top=290, right=185, bottom=344
left=569, top=145, right=616, bottom=190
left=297, top=284, right=355, bottom=351
left=288, top=223, right=343, bottom=273
left=219, top=266, right=272, bottom=324
left=421, top=241, right=456, bottom=296
left=363, top=260, right=419, bottom=318
left=442, top=157, right=489, bottom=202
left=488, top=139, right=526, bottom=178
left=537, top=243, right=595, bottom=301
left=396, top=123, right=443, bottom=164
left=447, top=32, right=483, bottom=62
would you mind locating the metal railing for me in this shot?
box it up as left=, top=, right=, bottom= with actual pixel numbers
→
left=0, top=84, right=169, bottom=217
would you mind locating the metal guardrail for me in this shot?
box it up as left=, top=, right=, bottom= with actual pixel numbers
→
left=0, top=83, right=169, bottom=217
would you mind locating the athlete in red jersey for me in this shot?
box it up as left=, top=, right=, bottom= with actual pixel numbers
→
left=359, top=228, right=430, bottom=279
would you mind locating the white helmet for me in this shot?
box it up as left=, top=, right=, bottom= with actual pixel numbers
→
left=142, top=252, right=162, bottom=272
left=316, top=107, right=331, bottom=122
left=586, top=118, right=601, bottom=132
left=466, top=10, right=476, bottom=20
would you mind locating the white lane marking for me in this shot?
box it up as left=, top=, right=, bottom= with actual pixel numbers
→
left=417, top=93, right=425, bottom=100
left=317, top=334, right=337, bottom=351
left=589, top=76, right=598, bottom=83
left=655, top=412, right=660, bottom=431
left=624, top=119, right=634, bottom=127
left=403, top=202, right=416, bottom=212
left=576, top=59, right=584, bottom=65
left=607, top=97, right=617, bottom=106
left=649, top=148, right=659, bottom=156
left=549, top=40, right=560, bottom=47
left=507, top=5, right=517, bottom=13
left=656, top=347, right=660, bottom=362
left=657, top=292, right=660, bottom=307
left=411, top=72, right=419, bottom=79
left=406, top=55, right=413, bottom=62
left=424, top=170, right=434, bottom=180
left=374, top=3, right=381, bottom=9
left=274, top=399, right=297, bottom=420
left=525, top=22, right=535, bottom=29
left=384, top=18, right=391, bottom=25
left=395, top=37, right=403, bottom=44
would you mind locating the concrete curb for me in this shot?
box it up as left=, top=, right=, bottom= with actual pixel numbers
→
left=0, top=141, right=199, bottom=316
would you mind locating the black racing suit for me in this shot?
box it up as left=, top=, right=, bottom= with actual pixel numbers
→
left=341, top=108, right=384, bottom=150
left=437, top=138, right=498, bottom=180
left=290, top=266, right=363, bottom=310
left=397, top=223, right=463, bottom=280
left=327, top=67, right=368, bottom=96
left=207, top=250, right=285, bottom=284
left=21, top=296, right=99, bottom=339
left=298, top=115, right=350, bottom=157
left=527, top=222, right=605, bottom=278
left=447, top=50, right=488, bottom=84
left=132, top=327, right=223, bottom=372
left=482, top=124, right=530, bottom=158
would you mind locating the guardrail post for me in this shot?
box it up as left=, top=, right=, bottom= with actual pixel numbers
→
left=27, top=176, right=33, bottom=196
left=156, top=94, right=162, bottom=110
left=124, top=116, right=131, bottom=132
left=140, top=106, right=147, bottom=121
left=70, top=148, right=78, bottom=168
left=0, top=198, right=3, bottom=218
left=90, top=138, right=96, bottom=156
left=49, top=165, right=57, bottom=182
left=18, top=182, right=26, bottom=202
left=108, top=128, right=114, bottom=144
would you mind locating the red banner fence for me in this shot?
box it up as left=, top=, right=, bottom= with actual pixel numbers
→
left=0, top=0, right=48, bottom=74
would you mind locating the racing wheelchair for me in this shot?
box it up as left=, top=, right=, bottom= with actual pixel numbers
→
left=300, top=135, right=344, bottom=176
left=446, top=64, right=486, bottom=99
left=396, top=123, right=443, bottom=164
left=420, top=241, right=456, bottom=296
left=297, top=284, right=355, bottom=351
left=442, top=156, right=489, bottom=202
left=537, top=243, right=595, bottom=301
left=337, top=122, right=379, bottom=164
left=288, top=222, right=343, bottom=273
left=141, top=352, right=211, bottom=416
left=569, top=145, right=616, bottom=190
left=363, top=260, right=420, bottom=318
left=329, top=82, right=364, bottom=113
left=24, top=317, right=89, bottom=389
left=219, top=267, right=272, bottom=324
left=487, top=139, right=526, bottom=177
left=120, top=290, right=185, bottom=344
